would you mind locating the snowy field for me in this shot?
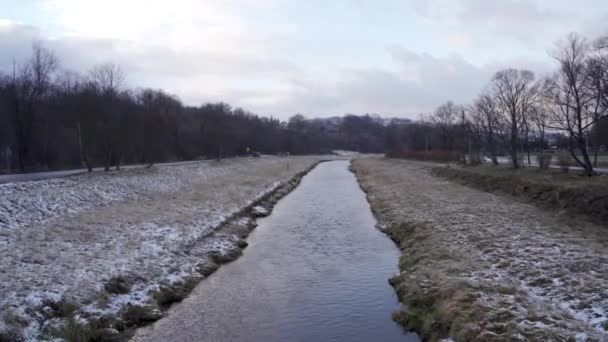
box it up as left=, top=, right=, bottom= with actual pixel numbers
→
left=354, top=157, right=608, bottom=341
left=0, top=156, right=323, bottom=340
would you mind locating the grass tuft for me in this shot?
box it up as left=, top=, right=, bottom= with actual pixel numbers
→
left=152, top=277, right=200, bottom=307
left=61, top=318, right=120, bottom=342
left=121, top=305, right=163, bottom=327
left=104, top=275, right=133, bottom=295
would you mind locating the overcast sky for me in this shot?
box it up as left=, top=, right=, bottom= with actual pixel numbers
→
left=1, top=0, right=607, bottom=119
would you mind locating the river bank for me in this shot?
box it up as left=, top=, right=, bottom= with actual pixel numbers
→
left=0, top=156, right=325, bottom=341
left=133, top=160, right=417, bottom=342
left=352, top=157, right=608, bottom=341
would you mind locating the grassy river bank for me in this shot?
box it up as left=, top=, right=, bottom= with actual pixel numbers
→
left=352, top=157, right=608, bottom=341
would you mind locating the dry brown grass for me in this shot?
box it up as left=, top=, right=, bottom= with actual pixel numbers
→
left=352, top=157, right=608, bottom=341
left=432, top=164, right=608, bottom=225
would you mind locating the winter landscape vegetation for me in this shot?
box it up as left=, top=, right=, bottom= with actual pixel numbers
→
left=2, top=1, right=608, bottom=341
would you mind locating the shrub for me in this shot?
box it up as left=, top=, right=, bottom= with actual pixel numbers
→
left=104, top=276, right=132, bottom=295
left=42, top=299, right=79, bottom=319
left=60, top=317, right=123, bottom=342
left=152, top=277, right=199, bottom=307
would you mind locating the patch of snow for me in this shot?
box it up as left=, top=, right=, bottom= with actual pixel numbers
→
left=252, top=206, right=270, bottom=217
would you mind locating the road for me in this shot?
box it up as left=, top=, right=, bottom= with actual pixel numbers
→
left=490, top=156, right=608, bottom=173
left=0, top=154, right=357, bottom=185
left=0, top=160, right=218, bottom=184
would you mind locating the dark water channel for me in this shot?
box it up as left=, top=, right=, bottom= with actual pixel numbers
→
left=134, top=160, right=419, bottom=342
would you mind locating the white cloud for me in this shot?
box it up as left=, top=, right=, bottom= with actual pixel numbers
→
left=0, top=19, right=558, bottom=119
left=1, top=1, right=606, bottom=119
left=41, top=0, right=286, bottom=52
left=412, top=0, right=608, bottom=48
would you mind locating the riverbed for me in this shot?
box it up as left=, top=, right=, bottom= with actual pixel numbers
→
left=133, top=160, right=418, bottom=342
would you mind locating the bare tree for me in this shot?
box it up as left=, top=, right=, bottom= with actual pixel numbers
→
left=584, top=58, right=607, bottom=165
left=472, top=93, right=500, bottom=165
left=1, top=43, right=392, bottom=174
left=431, top=101, right=457, bottom=151
left=529, top=103, right=550, bottom=149
left=56, top=70, right=82, bottom=96
left=10, top=43, right=59, bottom=171
left=89, top=63, right=125, bottom=171
left=521, top=107, right=534, bottom=166
left=490, top=68, right=540, bottom=169
left=586, top=38, right=608, bottom=165
left=461, top=105, right=483, bottom=165
left=545, top=33, right=597, bottom=176
left=55, top=70, right=93, bottom=171
left=89, top=63, right=125, bottom=97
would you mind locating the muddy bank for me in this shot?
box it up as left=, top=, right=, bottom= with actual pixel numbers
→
left=432, top=165, right=608, bottom=225
left=352, top=157, right=608, bottom=341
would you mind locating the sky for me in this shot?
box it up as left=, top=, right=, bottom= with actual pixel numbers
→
left=0, top=0, right=607, bottom=119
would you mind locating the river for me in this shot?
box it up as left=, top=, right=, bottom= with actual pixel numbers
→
left=133, top=160, right=419, bottom=342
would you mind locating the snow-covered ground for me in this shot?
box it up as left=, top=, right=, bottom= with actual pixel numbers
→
left=354, top=157, right=608, bottom=340
left=0, top=156, right=323, bottom=340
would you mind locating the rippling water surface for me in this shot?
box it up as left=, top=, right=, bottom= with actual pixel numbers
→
left=135, top=160, right=419, bottom=342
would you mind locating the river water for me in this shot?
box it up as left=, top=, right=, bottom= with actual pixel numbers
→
left=133, top=160, right=418, bottom=342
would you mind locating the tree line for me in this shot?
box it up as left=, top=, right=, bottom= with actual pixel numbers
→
left=386, top=32, right=608, bottom=176
left=0, top=44, right=387, bottom=173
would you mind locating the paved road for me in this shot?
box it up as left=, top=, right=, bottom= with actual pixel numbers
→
left=0, top=169, right=86, bottom=184
left=0, top=154, right=353, bottom=185
left=491, top=157, right=608, bottom=174
left=484, top=155, right=608, bottom=173
left=0, top=160, right=208, bottom=185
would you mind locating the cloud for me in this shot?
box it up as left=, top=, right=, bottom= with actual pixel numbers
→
left=0, top=19, right=299, bottom=109
left=40, top=0, right=288, bottom=53
left=245, top=44, right=558, bottom=118
left=0, top=19, right=550, bottom=119
left=1, top=1, right=605, bottom=119
left=237, top=48, right=495, bottom=117
left=412, top=0, right=608, bottom=47
left=0, top=20, right=43, bottom=67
